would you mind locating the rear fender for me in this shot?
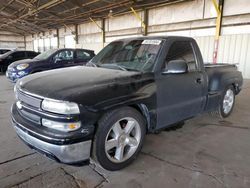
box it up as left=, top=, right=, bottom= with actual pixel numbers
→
left=208, top=71, right=242, bottom=94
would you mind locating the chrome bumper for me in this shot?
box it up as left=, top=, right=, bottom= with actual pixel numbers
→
left=14, top=125, right=92, bottom=164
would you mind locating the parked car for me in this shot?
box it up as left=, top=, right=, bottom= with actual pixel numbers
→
left=0, top=50, right=39, bottom=72
left=6, top=48, right=95, bottom=82
left=0, top=48, right=14, bottom=56
left=11, top=36, right=243, bottom=171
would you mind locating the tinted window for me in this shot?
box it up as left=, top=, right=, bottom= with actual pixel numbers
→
left=76, top=50, right=91, bottom=61
left=165, top=41, right=197, bottom=72
left=26, top=51, right=38, bottom=58
left=12, top=51, right=25, bottom=59
left=54, top=50, right=73, bottom=61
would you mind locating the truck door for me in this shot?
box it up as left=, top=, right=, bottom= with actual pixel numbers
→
left=156, top=40, right=206, bottom=129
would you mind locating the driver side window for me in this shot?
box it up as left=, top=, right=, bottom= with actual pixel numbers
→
left=165, top=41, right=197, bottom=72
left=54, top=50, right=73, bottom=62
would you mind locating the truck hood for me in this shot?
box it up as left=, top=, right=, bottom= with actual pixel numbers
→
left=18, top=66, right=154, bottom=107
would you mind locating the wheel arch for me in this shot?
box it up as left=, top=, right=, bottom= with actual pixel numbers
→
left=92, top=103, right=153, bottom=133
left=129, top=103, right=151, bottom=132
left=31, top=69, right=43, bottom=74
left=231, top=82, right=241, bottom=95
left=208, top=70, right=242, bottom=95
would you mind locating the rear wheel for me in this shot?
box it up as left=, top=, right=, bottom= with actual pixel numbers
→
left=93, top=107, right=146, bottom=171
left=212, top=85, right=235, bottom=118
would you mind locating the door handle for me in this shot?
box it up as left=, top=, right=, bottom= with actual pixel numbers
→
left=196, top=78, right=202, bottom=84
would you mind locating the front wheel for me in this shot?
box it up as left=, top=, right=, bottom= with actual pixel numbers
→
left=93, top=107, right=146, bottom=171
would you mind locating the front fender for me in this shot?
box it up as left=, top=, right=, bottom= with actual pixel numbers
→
left=83, top=82, right=157, bottom=132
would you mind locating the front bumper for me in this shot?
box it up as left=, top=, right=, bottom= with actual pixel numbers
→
left=6, top=69, right=29, bottom=82
left=13, top=121, right=92, bottom=164
left=11, top=88, right=95, bottom=164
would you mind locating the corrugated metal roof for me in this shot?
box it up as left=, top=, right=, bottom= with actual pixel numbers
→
left=0, top=0, right=186, bottom=35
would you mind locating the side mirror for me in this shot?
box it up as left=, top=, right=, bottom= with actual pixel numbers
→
left=162, top=60, right=188, bottom=74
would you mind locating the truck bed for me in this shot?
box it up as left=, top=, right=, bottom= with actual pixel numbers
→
left=204, top=63, right=242, bottom=94
left=204, top=63, right=237, bottom=69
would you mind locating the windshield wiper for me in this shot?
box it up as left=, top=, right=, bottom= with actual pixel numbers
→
left=86, top=61, right=98, bottom=67
left=124, top=67, right=141, bottom=72
left=99, top=63, right=128, bottom=71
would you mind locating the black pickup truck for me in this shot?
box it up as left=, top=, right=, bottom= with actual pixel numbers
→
left=11, top=36, right=243, bottom=171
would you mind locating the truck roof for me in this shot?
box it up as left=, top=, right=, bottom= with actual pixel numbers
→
left=116, top=35, right=195, bottom=42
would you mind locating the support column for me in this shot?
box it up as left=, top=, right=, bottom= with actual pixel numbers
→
left=24, top=35, right=26, bottom=50
left=101, top=18, right=105, bottom=46
left=143, top=9, right=148, bottom=36
left=212, top=0, right=224, bottom=64
left=56, top=28, right=59, bottom=48
left=75, top=24, right=79, bottom=45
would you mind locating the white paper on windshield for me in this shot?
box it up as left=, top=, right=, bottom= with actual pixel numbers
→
left=142, top=40, right=162, bottom=45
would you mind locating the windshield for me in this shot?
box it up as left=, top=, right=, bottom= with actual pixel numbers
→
left=0, top=50, right=14, bottom=58
left=90, top=39, right=163, bottom=72
left=0, top=49, right=10, bottom=55
left=34, top=49, right=58, bottom=60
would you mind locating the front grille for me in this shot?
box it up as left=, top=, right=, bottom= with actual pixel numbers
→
left=20, top=109, right=41, bottom=124
left=16, top=89, right=43, bottom=124
left=17, top=89, right=42, bottom=109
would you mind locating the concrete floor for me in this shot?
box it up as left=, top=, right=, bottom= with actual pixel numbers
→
left=0, top=73, right=250, bottom=188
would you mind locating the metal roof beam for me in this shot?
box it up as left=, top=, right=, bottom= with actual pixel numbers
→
left=0, top=0, right=15, bottom=12
left=0, top=0, right=66, bottom=29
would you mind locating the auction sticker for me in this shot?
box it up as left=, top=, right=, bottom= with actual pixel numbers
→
left=142, top=40, right=162, bottom=45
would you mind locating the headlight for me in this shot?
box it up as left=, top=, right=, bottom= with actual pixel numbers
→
left=41, top=99, right=80, bottom=114
left=16, top=63, right=29, bottom=70
left=42, top=119, right=81, bottom=132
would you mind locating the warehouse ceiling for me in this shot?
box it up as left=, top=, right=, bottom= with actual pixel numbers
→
left=0, top=0, right=187, bottom=35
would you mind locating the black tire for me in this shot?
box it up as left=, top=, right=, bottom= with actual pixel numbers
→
left=212, top=85, right=235, bottom=118
left=93, top=106, right=146, bottom=171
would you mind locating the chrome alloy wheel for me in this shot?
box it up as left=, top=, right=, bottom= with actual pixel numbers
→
left=105, top=117, right=141, bottom=163
left=223, top=89, right=234, bottom=114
